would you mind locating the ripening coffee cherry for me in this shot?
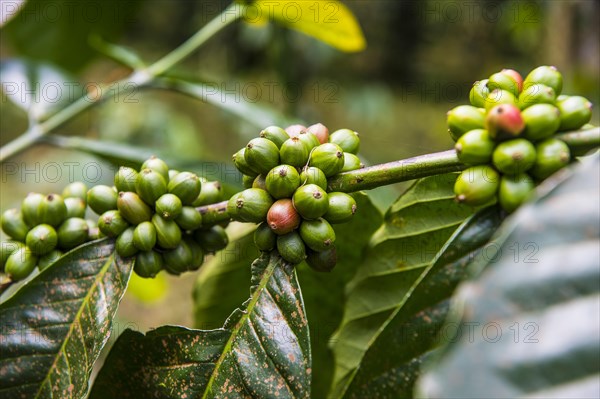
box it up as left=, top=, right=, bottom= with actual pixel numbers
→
left=285, top=124, right=307, bottom=138
left=1, top=241, right=24, bottom=269
left=57, top=217, right=89, bottom=250
left=276, top=231, right=306, bottom=264
left=280, top=137, right=309, bottom=167
left=87, top=185, right=118, bottom=215
left=175, top=206, right=203, bottom=231
left=469, top=79, right=490, bottom=108
left=192, top=181, right=222, bottom=206
left=87, top=220, right=103, bottom=241
left=266, top=165, right=301, bottom=199
left=306, top=247, right=337, bottom=272
left=259, top=126, right=290, bottom=148
left=98, top=210, right=129, bottom=238
left=26, top=224, right=58, bottom=255
left=484, top=89, right=518, bottom=111
left=557, top=96, right=593, bottom=131
left=233, top=148, right=259, bottom=176
left=242, top=174, right=254, bottom=189
left=155, top=194, right=182, bottom=220
left=292, top=184, right=329, bottom=220
left=186, top=238, right=205, bottom=271
left=38, top=249, right=62, bottom=271
left=306, top=123, right=329, bottom=144
left=5, top=247, right=38, bottom=281
left=39, top=194, right=67, bottom=227
left=521, top=104, right=561, bottom=141
left=530, top=138, right=570, bottom=180
left=300, top=167, right=328, bottom=191
left=323, top=192, right=357, bottom=224
left=485, top=104, right=525, bottom=141
left=141, top=156, right=170, bottom=182
left=227, top=188, right=273, bottom=223
left=168, top=172, right=201, bottom=205
left=244, top=138, right=280, bottom=175
left=297, top=130, right=320, bottom=152
left=194, top=225, right=229, bottom=252
left=455, top=129, right=495, bottom=165
left=267, top=199, right=301, bottom=235
left=523, top=66, right=563, bottom=96
left=487, top=71, right=520, bottom=96
left=499, top=174, right=534, bottom=213
left=1, top=209, right=29, bottom=241
left=114, top=167, right=139, bottom=193
left=252, top=175, right=268, bottom=191
left=163, top=240, right=194, bottom=275
left=134, top=250, right=163, bottom=278
left=21, top=193, right=44, bottom=227
left=117, top=191, right=153, bottom=225
left=447, top=105, right=486, bottom=141
left=341, top=153, right=362, bottom=172
left=493, top=139, right=537, bottom=175
left=152, top=214, right=181, bottom=249
left=64, top=197, right=86, bottom=219
left=501, top=69, right=524, bottom=93
left=133, top=221, right=157, bottom=251
left=136, top=168, right=168, bottom=205
left=115, top=227, right=138, bottom=258
left=329, top=129, right=360, bottom=154
left=310, top=143, right=345, bottom=177
left=454, top=166, right=500, bottom=206
left=62, top=182, right=88, bottom=200
left=518, top=83, right=556, bottom=110
left=254, top=222, right=277, bottom=251
left=299, top=218, right=336, bottom=252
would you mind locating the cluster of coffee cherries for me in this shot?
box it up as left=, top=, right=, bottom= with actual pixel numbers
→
left=1, top=156, right=227, bottom=282
left=447, top=66, right=594, bottom=212
left=229, top=124, right=361, bottom=271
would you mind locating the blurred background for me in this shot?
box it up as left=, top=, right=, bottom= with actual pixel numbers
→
left=1, top=0, right=599, bottom=336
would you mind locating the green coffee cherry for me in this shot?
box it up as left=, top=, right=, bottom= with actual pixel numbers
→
left=227, top=188, right=273, bottom=223
left=557, top=96, right=593, bottom=131
left=133, top=221, right=157, bottom=251
left=447, top=105, right=486, bottom=141
left=5, top=247, right=38, bottom=281
left=455, top=129, right=495, bottom=165
left=39, top=194, right=67, bottom=227
left=168, top=172, right=201, bottom=205
left=267, top=199, right=301, bottom=235
left=114, top=167, right=139, bottom=193
left=152, top=214, right=182, bottom=249
left=280, top=137, right=309, bottom=167
left=115, top=227, right=138, bottom=258
left=306, top=123, right=329, bottom=144
left=233, top=148, right=259, bottom=176
left=192, top=181, right=222, bottom=206
left=163, top=240, right=194, bottom=275
left=521, top=104, right=561, bottom=141
left=155, top=194, right=182, bottom=220
left=26, top=224, right=58, bottom=255
left=323, top=192, right=357, bottom=224
left=488, top=72, right=519, bottom=96
left=244, top=138, right=280, bottom=175
left=266, top=165, right=301, bottom=199
left=1, top=209, right=29, bottom=241
left=136, top=168, right=168, bottom=205
left=306, top=247, right=337, bottom=272
left=1, top=241, right=24, bottom=269
left=518, top=83, right=556, bottom=110
left=499, top=174, right=534, bottom=213
left=484, top=89, right=518, bottom=111
left=493, top=139, right=537, bottom=175
left=297, top=131, right=320, bottom=152
left=329, top=129, right=360, bottom=154
left=242, top=174, right=254, bottom=189
left=87, top=185, right=118, bottom=215
left=117, top=191, right=153, bottom=225
left=98, top=210, right=129, bottom=238
left=342, top=153, right=362, bottom=172
left=469, top=79, right=490, bottom=108
left=168, top=169, right=180, bottom=180
left=259, top=126, right=290, bottom=148
left=175, top=206, right=203, bottom=231
left=454, top=166, right=500, bottom=206
left=194, top=225, right=229, bottom=252
left=134, top=250, right=163, bottom=278
left=254, top=222, right=276, bottom=251
left=87, top=221, right=103, bottom=241
left=21, top=193, right=45, bottom=227
left=309, top=143, right=345, bottom=177
left=276, top=232, right=306, bottom=264
left=38, top=249, right=62, bottom=271
left=57, top=218, right=89, bottom=250
left=292, top=184, right=329, bottom=220
left=64, top=197, right=86, bottom=219
left=252, top=175, right=268, bottom=191
left=62, top=182, right=88, bottom=200
left=186, top=238, right=205, bottom=271
left=300, top=167, right=328, bottom=191
left=141, top=156, right=170, bottom=182
left=523, top=66, right=562, bottom=96
left=485, top=104, right=525, bottom=141
left=530, top=138, right=570, bottom=180
left=299, top=218, right=336, bottom=252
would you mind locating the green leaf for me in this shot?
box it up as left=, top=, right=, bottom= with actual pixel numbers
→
left=0, top=238, right=133, bottom=398
left=248, top=0, right=367, bottom=52
left=91, top=252, right=311, bottom=398
left=417, top=154, right=600, bottom=398
left=329, top=174, right=475, bottom=398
